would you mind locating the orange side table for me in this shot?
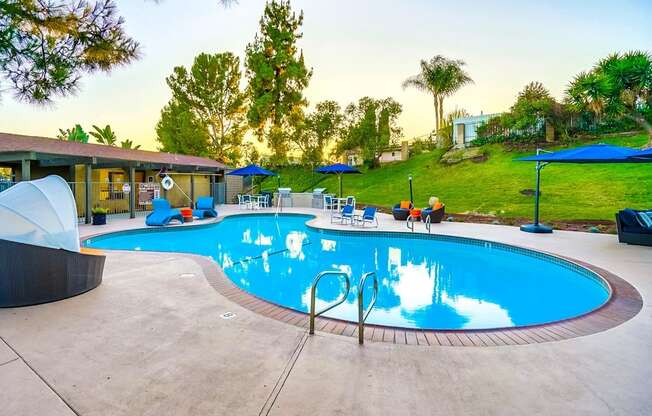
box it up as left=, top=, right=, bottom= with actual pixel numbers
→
left=180, top=208, right=193, bottom=223
left=409, top=208, right=422, bottom=221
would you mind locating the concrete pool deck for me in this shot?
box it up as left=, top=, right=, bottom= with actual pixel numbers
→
left=1, top=205, right=651, bottom=415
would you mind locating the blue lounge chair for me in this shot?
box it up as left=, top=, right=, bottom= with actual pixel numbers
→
left=331, top=204, right=355, bottom=224
left=354, top=207, right=378, bottom=227
left=146, top=198, right=183, bottom=226
left=193, top=196, right=218, bottom=219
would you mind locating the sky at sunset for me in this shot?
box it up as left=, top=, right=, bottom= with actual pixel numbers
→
left=1, top=0, right=651, bottom=152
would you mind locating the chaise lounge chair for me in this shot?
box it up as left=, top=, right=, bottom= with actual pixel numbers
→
left=615, top=208, right=652, bottom=247
left=331, top=204, right=355, bottom=224
left=392, top=201, right=413, bottom=221
left=146, top=198, right=183, bottom=226
left=354, top=207, right=378, bottom=227
left=193, top=196, right=218, bottom=219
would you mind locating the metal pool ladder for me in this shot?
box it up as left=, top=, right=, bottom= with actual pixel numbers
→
left=357, top=271, right=378, bottom=345
left=308, top=270, right=379, bottom=345
left=309, top=271, right=350, bottom=335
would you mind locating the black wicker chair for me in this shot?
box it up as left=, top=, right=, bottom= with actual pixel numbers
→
left=0, top=239, right=105, bottom=308
left=615, top=209, right=652, bottom=247
left=421, top=205, right=446, bottom=224
left=392, top=202, right=413, bottom=221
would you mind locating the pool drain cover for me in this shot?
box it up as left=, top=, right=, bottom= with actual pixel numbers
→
left=220, top=312, right=237, bottom=320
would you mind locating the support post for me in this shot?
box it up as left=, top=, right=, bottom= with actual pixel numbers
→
left=209, top=174, right=215, bottom=198
left=128, top=167, right=136, bottom=219
left=338, top=174, right=342, bottom=198
left=520, top=150, right=552, bottom=234
left=85, top=164, right=92, bottom=224
left=21, top=159, right=31, bottom=181
left=68, top=165, right=76, bottom=197
left=190, top=175, right=195, bottom=207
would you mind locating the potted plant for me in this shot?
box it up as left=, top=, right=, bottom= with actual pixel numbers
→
left=91, top=207, right=109, bottom=225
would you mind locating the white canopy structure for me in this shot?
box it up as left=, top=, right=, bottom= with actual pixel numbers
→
left=0, top=175, right=80, bottom=252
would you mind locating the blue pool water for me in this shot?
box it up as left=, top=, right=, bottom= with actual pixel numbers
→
left=84, top=214, right=609, bottom=330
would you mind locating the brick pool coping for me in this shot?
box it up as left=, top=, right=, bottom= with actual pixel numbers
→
left=84, top=213, right=643, bottom=347
left=193, top=252, right=642, bottom=347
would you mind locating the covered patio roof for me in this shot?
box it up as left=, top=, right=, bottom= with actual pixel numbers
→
left=0, top=132, right=228, bottom=172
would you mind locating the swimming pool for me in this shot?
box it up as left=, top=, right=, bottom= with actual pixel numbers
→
left=84, top=214, right=610, bottom=330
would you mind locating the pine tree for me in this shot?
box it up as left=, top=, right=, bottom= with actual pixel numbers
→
left=245, top=0, right=312, bottom=165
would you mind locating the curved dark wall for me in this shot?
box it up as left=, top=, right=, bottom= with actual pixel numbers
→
left=0, top=239, right=104, bottom=307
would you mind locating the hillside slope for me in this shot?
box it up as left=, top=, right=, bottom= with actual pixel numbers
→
left=261, top=134, right=652, bottom=221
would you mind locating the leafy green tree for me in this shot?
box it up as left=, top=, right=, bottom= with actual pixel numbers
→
left=245, top=0, right=312, bottom=165
left=510, top=82, right=556, bottom=132
left=156, top=52, right=248, bottom=164
left=90, top=125, right=118, bottom=146
left=337, top=97, right=403, bottom=168
left=0, top=1, right=235, bottom=103
left=57, top=124, right=89, bottom=143
left=291, top=100, right=343, bottom=165
left=0, top=0, right=139, bottom=103
left=156, top=100, right=211, bottom=157
left=402, top=55, right=473, bottom=134
left=241, top=142, right=261, bottom=165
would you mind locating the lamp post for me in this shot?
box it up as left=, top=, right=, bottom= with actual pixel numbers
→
left=408, top=174, right=414, bottom=204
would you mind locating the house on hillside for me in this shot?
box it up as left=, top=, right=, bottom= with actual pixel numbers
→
left=452, top=113, right=500, bottom=147
left=342, top=140, right=411, bottom=166
left=0, top=132, right=232, bottom=222
left=452, top=112, right=555, bottom=147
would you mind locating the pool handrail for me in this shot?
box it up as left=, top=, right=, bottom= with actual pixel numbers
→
left=309, top=271, right=351, bottom=334
left=357, top=271, right=379, bottom=345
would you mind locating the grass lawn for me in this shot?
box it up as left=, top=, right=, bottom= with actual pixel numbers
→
left=260, top=133, right=652, bottom=222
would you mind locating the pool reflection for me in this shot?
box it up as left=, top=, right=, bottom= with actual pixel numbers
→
left=86, top=214, right=607, bottom=330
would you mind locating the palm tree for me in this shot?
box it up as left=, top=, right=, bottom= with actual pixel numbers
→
left=89, top=125, right=118, bottom=146
left=120, top=139, right=141, bottom=150
left=565, top=71, right=611, bottom=123
left=402, top=55, right=473, bottom=134
left=437, top=108, right=470, bottom=146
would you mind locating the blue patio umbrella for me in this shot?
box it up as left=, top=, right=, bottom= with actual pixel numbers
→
left=227, top=164, right=277, bottom=193
left=628, top=147, right=652, bottom=160
left=517, top=144, right=641, bottom=234
left=315, top=163, right=361, bottom=197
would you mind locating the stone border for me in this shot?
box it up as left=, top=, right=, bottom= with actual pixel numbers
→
left=195, top=252, right=642, bottom=347
left=85, top=212, right=643, bottom=347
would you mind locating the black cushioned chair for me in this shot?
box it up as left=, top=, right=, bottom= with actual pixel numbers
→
left=421, top=205, right=446, bottom=224
left=615, top=209, right=652, bottom=247
left=392, top=202, right=413, bottom=221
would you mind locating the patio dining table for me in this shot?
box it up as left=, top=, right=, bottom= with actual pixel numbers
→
left=245, top=194, right=268, bottom=209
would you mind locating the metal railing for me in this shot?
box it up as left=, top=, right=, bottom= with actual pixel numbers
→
left=357, top=272, right=378, bottom=345
left=425, top=214, right=432, bottom=234
left=308, top=270, right=379, bottom=346
left=406, top=214, right=416, bottom=232
left=309, top=271, right=351, bottom=335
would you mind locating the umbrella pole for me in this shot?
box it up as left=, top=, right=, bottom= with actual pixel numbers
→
left=339, top=174, right=342, bottom=198
left=533, top=162, right=541, bottom=226
left=520, top=158, right=552, bottom=234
